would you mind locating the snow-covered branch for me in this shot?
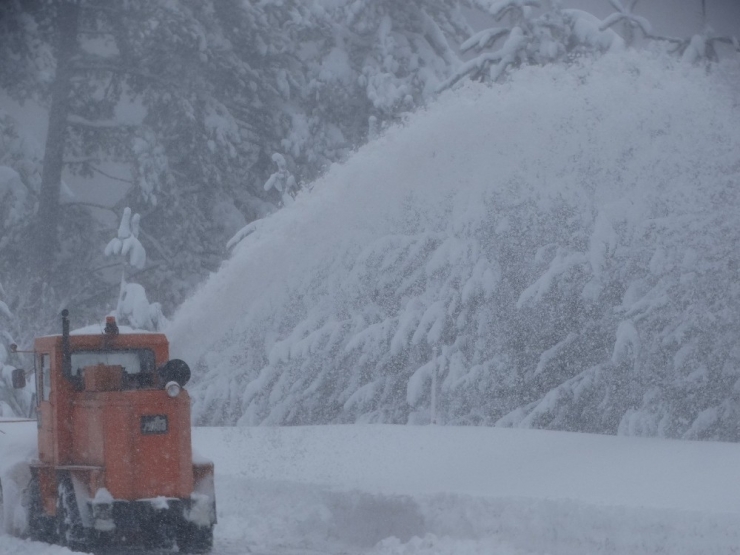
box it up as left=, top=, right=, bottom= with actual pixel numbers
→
left=598, top=11, right=652, bottom=36
left=486, top=0, right=541, bottom=21
left=460, top=27, right=510, bottom=53
left=439, top=27, right=525, bottom=90
left=104, top=207, right=167, bottom=331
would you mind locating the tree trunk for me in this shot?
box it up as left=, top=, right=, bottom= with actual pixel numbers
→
left=35, top=0, right=79, bottom=280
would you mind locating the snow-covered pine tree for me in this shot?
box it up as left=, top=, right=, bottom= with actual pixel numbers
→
left=0, top=112, right=70, bottom=354
left=104, top=207, right=165, bottom=331
left=1, top=0, right=476, bottom=340
left=0, top=0, right=271, bottom=331
left=264, top=0, right=471, bottom=176
left=0, top=115, right=37, bottom=238
left=441, top=0, right=624, bottom=89
left=0, top=282, right=32, bottom=418
left=0, top=1, right=130, bottom=339
left=0, top=281, right=14, bottom=374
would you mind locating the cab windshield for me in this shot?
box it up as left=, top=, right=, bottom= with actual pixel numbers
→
left=71, top=349, right=155, bottom=389
left=70, top=349, right=155, bottom=376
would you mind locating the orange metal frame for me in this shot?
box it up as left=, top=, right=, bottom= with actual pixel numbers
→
left=32, top=332, right=206, bottom=516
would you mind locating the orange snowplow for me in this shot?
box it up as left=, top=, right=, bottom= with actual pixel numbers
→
left=18, top=310, right=215, bottom=552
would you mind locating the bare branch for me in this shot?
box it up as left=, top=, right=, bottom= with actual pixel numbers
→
left=138, top=228, right=173, bottom=264
left=72, top=261, right=164, bottom=307
left=67, top=114, right=138, bottom=129
left=65, top=156, right=130, bottom=165
left=89, top=166, right=134, bottom=184
left=64, top=156, right=105, bottom=164
left=71, top=61, right=170, bottom=86
left=78, top=29, right=113, bottom=37
left=90, top=262, right=125, bottom=273
left=64, top=201, right=118, bottom=212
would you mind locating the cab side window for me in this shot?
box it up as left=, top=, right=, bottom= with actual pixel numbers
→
left=39, top=354, right=51, bottom=401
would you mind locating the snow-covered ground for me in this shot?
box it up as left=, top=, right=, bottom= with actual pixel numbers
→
left=2, top=422, right=740, bottom=554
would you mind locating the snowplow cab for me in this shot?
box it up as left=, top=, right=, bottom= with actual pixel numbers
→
left=26, top=310, right=215, bottom=552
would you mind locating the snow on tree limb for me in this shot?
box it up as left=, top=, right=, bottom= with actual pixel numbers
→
left=599, top=12, right=652, bottom=36
left=226, top=220, right=262, bottom=251
left=488, top=27, right=527, bottom=82
left=105, top=207, right=165, bottom=331
left=460, top=27, right=510, bottom=53
left=441, top=4, right=634, bottom=91
left=486, top=0, right=541, bottom=21
left=599, top=12, right=626, bottom=32
left=105, top=207, right=146, bottom=269
left=564, top=10, right=624, bottom=52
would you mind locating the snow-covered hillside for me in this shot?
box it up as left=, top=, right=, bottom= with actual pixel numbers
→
left=3, top=423, right=740, bottom=554
left=169, top=52, right=740, bottom=439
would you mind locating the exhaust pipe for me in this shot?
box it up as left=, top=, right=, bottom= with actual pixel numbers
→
left=61, top=309, right=71, bottom=379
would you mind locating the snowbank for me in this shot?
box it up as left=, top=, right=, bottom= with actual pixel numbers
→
left=204, top=425, right=740, bottom=554
left=0, top=421, right=36, bottom=538
left=196, top=425, right=740, bottom=513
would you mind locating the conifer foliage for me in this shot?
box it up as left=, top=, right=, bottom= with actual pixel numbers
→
left=0, top=0, right=474, bottom=340
left=1, top=0, right=739, bottom=434
left=0, top=281, right=31, bottom=418
left=105, top=207, right=165, bottom=331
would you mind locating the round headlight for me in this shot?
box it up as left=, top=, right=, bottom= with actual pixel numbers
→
left=166, top=381, right=181, bottom=398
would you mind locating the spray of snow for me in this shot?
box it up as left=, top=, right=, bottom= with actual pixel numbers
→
left=170, top=51, right=740, bottom=436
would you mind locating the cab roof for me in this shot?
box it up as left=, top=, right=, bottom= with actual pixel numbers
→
left=34, top=330, right=169, bottom=352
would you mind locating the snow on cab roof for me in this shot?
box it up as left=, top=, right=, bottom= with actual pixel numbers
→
left=72, top=324, right=155, bottom=335
left=37, top=324, right=157, bottom=338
